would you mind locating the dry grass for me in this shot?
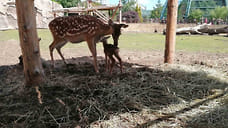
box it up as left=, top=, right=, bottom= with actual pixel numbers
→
left=0, top=57, right=227, bottom=128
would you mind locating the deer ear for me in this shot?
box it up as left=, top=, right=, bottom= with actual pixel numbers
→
left=103, top=36, right=111, bottom=40
left=120, top=24, right=128, bottom=28
left=100, top=36, right=110, bottom=41
left=99, top=36, right=104, bottom=41
left=108, top=19, right=114, bottom=25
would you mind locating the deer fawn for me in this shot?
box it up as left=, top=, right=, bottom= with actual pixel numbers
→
left=100, top=36, right=122, bottom=74
left=49, top=15, right=128, bottom=73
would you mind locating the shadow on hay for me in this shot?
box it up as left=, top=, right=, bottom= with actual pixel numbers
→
left=135, top=88, right=228, bottom=128
left=185, top=99, right=228, bottom=128
left=0, top=56, right=227, bottom=128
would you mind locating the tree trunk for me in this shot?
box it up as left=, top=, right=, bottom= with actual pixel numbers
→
left=207, top=26, right=228, bottom=35
left=16, top=0, right=44, bottom=87
left=175, top=24, right=228, bottom=35
left=176, top=23, right=211, bottom=35
left=164, top=0, right=178, bottom=64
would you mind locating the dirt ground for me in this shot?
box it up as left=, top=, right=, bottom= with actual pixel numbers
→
left=1, top=39, right=228, bottom=69
left=0, top=40, right=228, bottom=128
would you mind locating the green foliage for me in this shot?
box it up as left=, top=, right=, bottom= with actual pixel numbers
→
left=135, top=4, right=143, bottom=22
left=178, top=0, right=218, bottom=19
left=190, top=0, right=216, bottom=16
left=191, top=0, right=216, bottom=8
left=178, top=0, right=188, bottom=19
left=150, top=0, right=163, bottom=19
left=121, top=0, right=136, bottom=13
left=188, top=9, right=203, bottom=22
left=210, top=7, right=228, bottom=20
left=52, top=0, right=81, bottom=8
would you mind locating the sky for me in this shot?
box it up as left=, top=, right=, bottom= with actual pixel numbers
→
left=108, top=0, right=166, bottom=10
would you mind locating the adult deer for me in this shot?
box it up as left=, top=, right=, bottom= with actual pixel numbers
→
left=49, top=15, right=128, bottom=73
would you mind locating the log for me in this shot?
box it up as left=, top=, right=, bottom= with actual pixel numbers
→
left=16, top=0, right=44, bottom=86
left=176, top=23, right=228, bottom=35
left=176, top=23, right=211, bottom=35
left=207, top=26, right=228, bottom=35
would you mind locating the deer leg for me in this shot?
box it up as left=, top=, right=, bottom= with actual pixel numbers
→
left=114, top=52, right=123, bottom=73
left=56, top=41, right=67, bottom=65
left=105, top=53, right=109, bottom=72
left=49, top=41, right=56, bottom=67
left=108, top=55, right=115, bottom=74
left=106, top=54, right=111, bottom=73
left=108, top=57, right=112, bottom=73
left=86, top=39, right=99, bottom=73
left=56, top=48, right=67, bottom=65
left=49, top=39, right=67, bottom=66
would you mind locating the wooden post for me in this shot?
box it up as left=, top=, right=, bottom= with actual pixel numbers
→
left=16, top=0, right=44, bottom=87
left=119, top=0, right=122, bottom=23
left=164, top=0, right=178, bottom=63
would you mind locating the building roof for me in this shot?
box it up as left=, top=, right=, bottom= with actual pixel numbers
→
left=52, top=5, right=121, bottom=13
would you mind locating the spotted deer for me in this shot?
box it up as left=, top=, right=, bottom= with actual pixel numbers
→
left=49, top=15, right=128, bottom=73
left=100, top=36, right=122, bottom=74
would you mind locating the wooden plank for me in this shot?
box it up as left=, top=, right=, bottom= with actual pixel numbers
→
left=15, top=0, right=44, bottom=86
left=111, top=4, right=119, bottom=20
left=52, top=6, right=120, bottom=13
left=164, top=0, right=178, bottom=64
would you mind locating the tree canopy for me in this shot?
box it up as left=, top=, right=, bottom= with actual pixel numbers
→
left=150, top=0, right=163, bottom=19
left=121, top=0, right=136, bottom=13
left=135, top=4, right=143, bottom=22
left=52, top=0, right=81, bottom=8
left=188, top=9, right=203, bottom=22
left=210, top=6, right=228, bottom=21
left=190, top=0, right=216, bottom=16
left=119, top=11, right=140, bottom=23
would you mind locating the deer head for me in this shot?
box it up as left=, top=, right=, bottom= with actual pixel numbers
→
left=108, top=19, right=128, bottom=47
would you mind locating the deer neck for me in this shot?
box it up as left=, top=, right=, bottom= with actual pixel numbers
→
left=101, top=26, right=113, bottom=36
left=102, top=41, right=108, bottom=48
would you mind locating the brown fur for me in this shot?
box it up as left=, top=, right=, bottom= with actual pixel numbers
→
left=49, top=15, right=128, bottom=73
left=100, top=36, right=123, bottom=74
